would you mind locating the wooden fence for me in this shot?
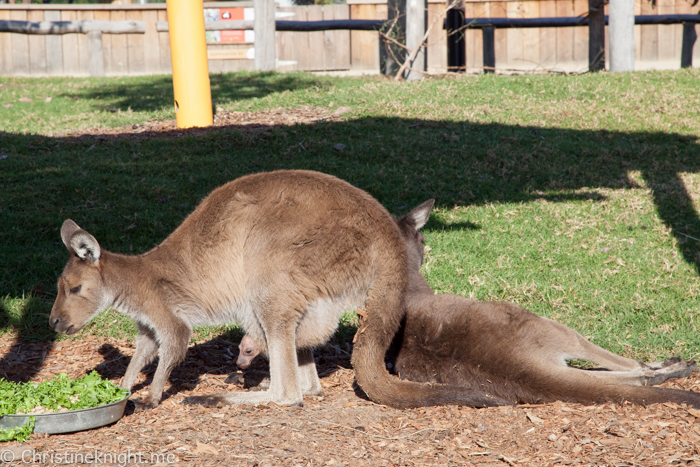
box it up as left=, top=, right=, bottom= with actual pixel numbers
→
left=425, top=0, right=700, bottom=73
left=0, top=0, right=697, bottom=77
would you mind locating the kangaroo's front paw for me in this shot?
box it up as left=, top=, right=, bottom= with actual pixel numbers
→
left=130, top=396, right=159, bottom=410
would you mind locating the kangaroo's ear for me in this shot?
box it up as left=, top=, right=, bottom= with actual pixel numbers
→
left=405, top=199, right=435, bottom=230
left=61, top=219, right=101, bottom=264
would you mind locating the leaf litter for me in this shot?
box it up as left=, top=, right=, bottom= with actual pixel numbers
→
left=1, top=335, right=700, bottom=466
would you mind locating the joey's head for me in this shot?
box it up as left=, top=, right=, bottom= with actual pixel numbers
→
left=50, top=219, right=108, bottom=335
left=237, top=334, right=262, bottom=369
left=395, top=199, right=434, bottom=272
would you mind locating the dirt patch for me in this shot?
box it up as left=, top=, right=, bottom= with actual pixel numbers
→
left=1, top=335, right=700, bottom=467
left=48, top=106, right=353, bottom=141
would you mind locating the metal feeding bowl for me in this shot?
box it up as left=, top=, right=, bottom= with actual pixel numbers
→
left=0, top=395, right=129, bottom=434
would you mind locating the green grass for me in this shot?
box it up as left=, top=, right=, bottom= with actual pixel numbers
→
left=1, top=69, right=700, bottom=362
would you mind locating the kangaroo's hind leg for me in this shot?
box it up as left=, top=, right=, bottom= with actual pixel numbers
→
left=540, top=317, right=697, bottom=386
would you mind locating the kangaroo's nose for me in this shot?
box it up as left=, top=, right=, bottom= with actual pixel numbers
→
left=50, top=317, right=60, bottom=329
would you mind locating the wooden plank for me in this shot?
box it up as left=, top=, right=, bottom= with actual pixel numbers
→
left=0, top=10, right=12, bottom=76
left=158, top=9, right=172, bottom=74
left=77, top=9, right=94, bottom=76
left=323, top=4, right=350, bottom=71
left=375, top=3, right=388, bottom=71
left=126, top=9, right=145, bottom=74
left=88, top=31, right=105, bottom=77
left=27, top=9, right=46, bottom=76
left=334, top=4, right=351, bottom=70
left=471, top=1, right=486, bottom=70
left=304, top=5, right=324, bottom=71
left=94, top=9, right=112, bottom=75
left=633, top=0, right=642, bottom=63
left=521, top=0, right=539, bottom=70
left=322, top=4, right=337, bottom=70
left=639, top=0, right=658, bottom=64
left=463, top=2, right=477, bottom=71
left=10, top=9, right=29, bottom=76
left=427, top=1, right=447, bottom=72
left=656, top=0, right=675, bottom=66
left=0, top=18, right=147, bottom=34
left=487, top=1, right=506, bottom=69
left=572, top=0, right=587, bottom=66
left=254, top=0, right=275, bottom=70
left=294, top=6, right=311, bottom=71
left=44, top=10, right=63, bottom=75
left=538, top=0, right=556, bottom=67
left=555, top=0, right=573, bottom=65
left=405, top=0, right=426, bottom=78
left=142, top=9, right=160, bottom=75
left=505, top=1, right=523, bottom=68
left=110, top=9, right=128, bottom=75
left=276, top=6, right=299, bottom=71
left=351, top=3, right=380, bottom=72
left=61, top=10, right=80, bottom=76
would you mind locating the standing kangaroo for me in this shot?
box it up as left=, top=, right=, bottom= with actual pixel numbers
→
left=234, top=201, right=700, bottom=407
left=50, top=170, right=507, bottom=409
left=386, top=200, right=700, bottom=407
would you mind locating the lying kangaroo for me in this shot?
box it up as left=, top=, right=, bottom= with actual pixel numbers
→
left=237, top=200, right=700, bottom=407
left=50, top=170, right=506, bottom=409
left=389, top=200, right=700, bottom=406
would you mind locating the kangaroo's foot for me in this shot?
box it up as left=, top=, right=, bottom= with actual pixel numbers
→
left=643, top=359, right=697, bottom=386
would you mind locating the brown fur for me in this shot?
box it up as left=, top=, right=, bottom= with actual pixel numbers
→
left=50, top=170, right=506, bottom=408
left=387, top=200, right=700, bottom=407
left=236, top=200, right=700, bottom=407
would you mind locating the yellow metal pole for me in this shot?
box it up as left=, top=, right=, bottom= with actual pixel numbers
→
left=166, top=0, right=213, bottom=128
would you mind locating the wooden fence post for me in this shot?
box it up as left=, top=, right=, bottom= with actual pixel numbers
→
left=588, top=0, right=605, bottom=71
left=44, top=10, right=63, bottom=76
left=404, top=0, right=426, bottom=80
left=254, top=0, right=276, bottom=71
left=482, top=26, right=495, bottom=73
left=681, top=22, right=697, bottom=68
left=446, top=0, right=465, bottom=72
left=609, top=0, right=635, bottom=72
left=87, top=31, right=105, bottom=77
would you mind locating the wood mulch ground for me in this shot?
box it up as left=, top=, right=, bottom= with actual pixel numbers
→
left=1, top=335, right=700, bottom=467
left=3, top=109, right=700, bottom=466
left=48, top=106, right=353, bottom=141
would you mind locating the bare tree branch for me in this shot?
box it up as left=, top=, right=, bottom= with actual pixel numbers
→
left=394, top=2, right=457, bottom=81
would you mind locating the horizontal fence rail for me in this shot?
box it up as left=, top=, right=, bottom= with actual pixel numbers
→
left=155, top=19, right=388, bottom=32
left=0, top=19, right=146, bottom=77
left=449, top=14, right=699, bottom=73
left=460, top=14, right=700, bottom=29
left=0, top=19, right=145, bottom=34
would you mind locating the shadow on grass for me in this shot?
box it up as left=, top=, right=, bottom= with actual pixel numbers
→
left=69, top=72, right=333, bottom=113
left=1, top=113, right=699, bottom=377
left=0, top=296, right=55, bottom=382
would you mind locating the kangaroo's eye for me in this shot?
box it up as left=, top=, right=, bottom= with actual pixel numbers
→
left=69, top=285, right=82, bottom=295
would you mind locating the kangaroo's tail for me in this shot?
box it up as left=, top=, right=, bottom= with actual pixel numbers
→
left=547, top=370, right=700, bottom=408
left=350, top=239, right=511, bottom=409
